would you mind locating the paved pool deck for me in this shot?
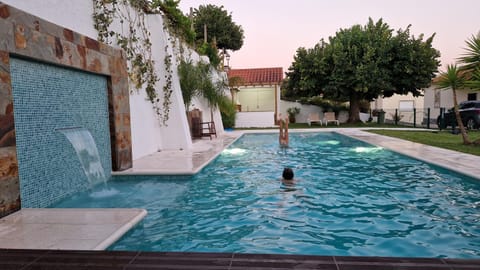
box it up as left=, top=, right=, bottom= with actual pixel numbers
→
left=0, top=208, right=146, bottom=250
left=1, top=127, right=479, bottom=251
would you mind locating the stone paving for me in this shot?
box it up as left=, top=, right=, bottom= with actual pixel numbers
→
left=0, top=208, right=146, bottom=250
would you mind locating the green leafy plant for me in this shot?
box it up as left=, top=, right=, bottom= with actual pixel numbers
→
left=286, top=107, right=300, bottom=123
left=435, top=64, right=471, bottom=144
left=191, top=4, right=244, bottom=51
left=178, top=59, right=202, bottom=111
left=93, top=0, right=171, bottom=123
left=218, top=95, right=236, bottom=128
left=283, top=18, right=440, bottom=123
left=150, top=0, right=196, bottom=45
left=197, top=42, right=221, bottom=68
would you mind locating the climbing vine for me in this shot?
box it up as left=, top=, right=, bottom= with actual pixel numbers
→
left=92, top=0, right=170, bottom=124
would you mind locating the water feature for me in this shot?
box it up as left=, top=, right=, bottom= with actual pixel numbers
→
left=57, top=127, right=107, bottom=187
left=53, top=132, right=480, bottom=258
left=10, top=57, right=111, bottom=207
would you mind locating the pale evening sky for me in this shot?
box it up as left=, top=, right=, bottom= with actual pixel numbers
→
left=179, top=0, right=479, bottom=74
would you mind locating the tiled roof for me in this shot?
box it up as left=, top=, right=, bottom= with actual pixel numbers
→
left=228, top=67, right=283, bottom=85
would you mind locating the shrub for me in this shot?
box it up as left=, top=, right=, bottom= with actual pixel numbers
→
left=218, top=96, right=236, bottom=128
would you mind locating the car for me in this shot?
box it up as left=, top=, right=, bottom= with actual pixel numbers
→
left=437, top=100, right=480, bottom=130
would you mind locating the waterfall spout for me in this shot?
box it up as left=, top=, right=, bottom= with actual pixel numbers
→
left=58, top=127, right=107, bottom=187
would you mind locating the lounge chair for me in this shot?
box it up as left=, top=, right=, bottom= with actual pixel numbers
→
left=323, top=112, right=339, bottom=126
left=307, top=112, right=322, bottom=126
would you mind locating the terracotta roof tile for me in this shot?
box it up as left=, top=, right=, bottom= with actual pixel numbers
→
left=228, top=67, right=283, bottom=85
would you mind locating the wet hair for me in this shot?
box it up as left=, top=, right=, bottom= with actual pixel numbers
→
left=282, top=167, right=294, bottom=180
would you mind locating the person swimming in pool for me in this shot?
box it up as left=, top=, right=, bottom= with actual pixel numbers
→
left=281, top=167, right=295, bottom=186
left=278, top=114, right=289, bottom=147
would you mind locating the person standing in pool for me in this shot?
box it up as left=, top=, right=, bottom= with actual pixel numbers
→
left=278, top=114, right=289, bottom=147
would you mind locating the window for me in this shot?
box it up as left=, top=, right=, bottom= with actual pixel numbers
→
left=460, top=102, right=473, bottom=109
left=434, top=90, right=441, bottom=108
left=399, top=100, right=414, bottom=111
left=468, top=93, right=477, bottom=101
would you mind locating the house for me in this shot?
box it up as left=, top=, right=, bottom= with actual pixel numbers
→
left=371, top=75, right=479, bottom=126
left=227, top=67, right=283, bottom=128
left=369, top=93, right=424, bottom=124
left=423, top=76, right=478, bottom=123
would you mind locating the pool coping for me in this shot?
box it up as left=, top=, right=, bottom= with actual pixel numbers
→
left=0, top=208, right=147, bottom=250
left=112, top=132, right=241, bottom=176
left=336, top=128, right=480, bottom=181
left=2, top=249, right=480, bottom=269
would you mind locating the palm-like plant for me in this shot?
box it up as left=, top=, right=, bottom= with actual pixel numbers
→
left=178, top=60, right=201, bottom=111
left=458, top=33, right=480, bottom=144
left=458, top=33, right=480, bottom=77
left=459, top=33, right=480, bottom=90
left=466, top=69, right=480, bottom=90
left=199, top=64, right=227, bottom=121
left=435, top=64, right=472, bottom=145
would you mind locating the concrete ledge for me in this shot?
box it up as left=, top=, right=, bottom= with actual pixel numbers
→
left=0, top=208, right=147, bottom=250
left=114, top=133, right=240, bottom=175
left=337, top=128, right=480, bottom=181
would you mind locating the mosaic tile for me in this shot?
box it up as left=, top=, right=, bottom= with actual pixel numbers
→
left=10, top=57, right=112, bottom=207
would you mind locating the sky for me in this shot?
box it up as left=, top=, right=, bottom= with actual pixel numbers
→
left=179, top=0, right=479, bottom=74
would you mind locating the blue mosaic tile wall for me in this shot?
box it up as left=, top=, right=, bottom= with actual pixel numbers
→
left=10, top=58, right=112, bottom=207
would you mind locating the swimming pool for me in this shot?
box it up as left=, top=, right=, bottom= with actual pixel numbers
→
left=53, top=132, right=480, bottom=258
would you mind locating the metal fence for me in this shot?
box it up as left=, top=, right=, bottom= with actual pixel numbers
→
left=378, top=108, right=440, bottom=129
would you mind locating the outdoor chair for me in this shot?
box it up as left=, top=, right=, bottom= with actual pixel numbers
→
left=323, top=112, right=339, bottom=126
left=307, top=112, right=322, bottom=126
left=200, top=121, right=217, bottom=140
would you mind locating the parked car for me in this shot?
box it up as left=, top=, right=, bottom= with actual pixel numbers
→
left=437, top=100, right=480, bottom=130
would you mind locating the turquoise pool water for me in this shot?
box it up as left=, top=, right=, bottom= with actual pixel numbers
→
left=53, top=132, right=480, bottom=257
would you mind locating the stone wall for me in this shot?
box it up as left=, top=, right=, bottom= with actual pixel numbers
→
left=0, top=3, right=131, bottom=217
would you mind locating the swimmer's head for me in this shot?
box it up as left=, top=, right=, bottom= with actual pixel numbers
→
left=282, top=167, right=294, bottom=180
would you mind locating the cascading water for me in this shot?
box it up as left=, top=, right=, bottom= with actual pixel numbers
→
left=57, top=127, right=107, bottom=187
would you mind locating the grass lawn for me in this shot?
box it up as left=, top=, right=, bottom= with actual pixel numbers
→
left=367, top=129, right=480, bottom=156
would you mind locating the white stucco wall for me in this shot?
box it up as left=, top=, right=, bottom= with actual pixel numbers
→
left=279, top=100, right=349, bottom=124
left=280, top=100, right=323, bottom=123
left=371, top=93, right=424, bottom=111
left=5, top=1, right=224, bottom=160
left=235, top=112, right=275, bottom=128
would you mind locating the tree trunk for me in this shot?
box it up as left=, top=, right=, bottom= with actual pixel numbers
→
left=452, top=88, right=472, bottom=145
left=348, top=92, right=361, bottom=123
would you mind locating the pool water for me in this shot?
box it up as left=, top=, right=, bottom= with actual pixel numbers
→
left=53, top=132, right=480, bottom=258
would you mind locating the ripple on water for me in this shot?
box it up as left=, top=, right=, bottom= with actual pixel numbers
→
left=53, top=133, right=480, bottom=258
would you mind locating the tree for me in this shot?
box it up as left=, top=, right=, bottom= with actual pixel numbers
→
left=386, top=27, right=440, bottom=98
left=459, top=33, right=480, bottom=90
left=435, top=65, right=471, bottom=145
left=458, top=33, right=480, bottom=145
left=283, top=41, right=328, bottom=99
left=283, top=18, right=440, bottom=122
left=151, top=0, right=196, bottom=44
left=192, top=4, right=244, bottom=51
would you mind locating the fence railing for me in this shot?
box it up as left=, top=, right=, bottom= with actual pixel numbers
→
left=376, top=108, right=440, bottom=129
